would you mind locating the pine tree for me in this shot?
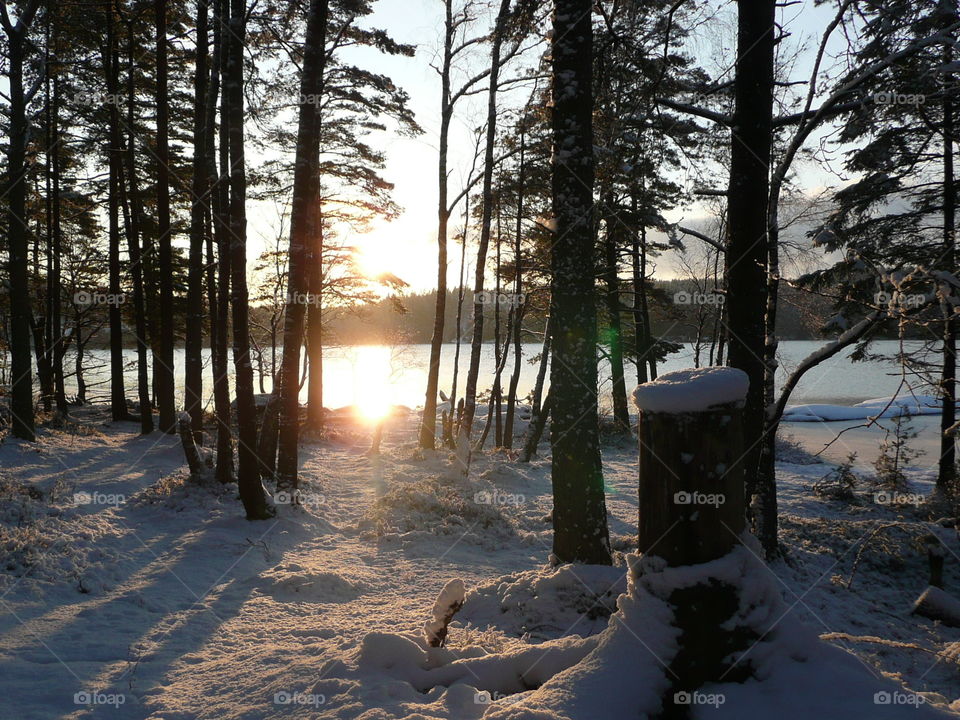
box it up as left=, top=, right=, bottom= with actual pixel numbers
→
left=276, top=0, right=329, bottom=496
left=1, top=0, right=42, bottom=441
left=549, top=0, right=611, bottom=565
left=226, top=0, right=271, bottom=519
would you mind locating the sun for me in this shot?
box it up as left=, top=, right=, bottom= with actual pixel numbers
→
left=355, top=232, right=398, bottom=281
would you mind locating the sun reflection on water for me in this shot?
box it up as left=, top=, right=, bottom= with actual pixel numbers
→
left=353, top=346, right=394, bottom=422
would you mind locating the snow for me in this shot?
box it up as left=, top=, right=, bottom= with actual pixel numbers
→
left=1, top=405, right=958, bottom=718
left=632, top=367, right=750, bottom=413
left=783, top=394, right=945, bottom=422
left=424, top=578, right=467, bottom=646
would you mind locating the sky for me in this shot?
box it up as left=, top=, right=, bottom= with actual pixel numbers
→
left=250, top=0, right=851, bottom=292
left=323, top=0, right=490, bottom=293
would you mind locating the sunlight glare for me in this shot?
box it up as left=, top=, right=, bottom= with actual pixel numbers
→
left=353, top=347, right=393, bottom=423
left=355, top=230, right=401, bottom=282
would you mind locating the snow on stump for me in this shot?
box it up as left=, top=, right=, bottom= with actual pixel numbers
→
left=633, top=366, right=749, bottom=566
left=424, top=579, right=466, bottom=647
left=633, top=368, right=757, bottom=716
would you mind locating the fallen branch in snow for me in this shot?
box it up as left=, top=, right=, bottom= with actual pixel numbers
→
left=912, top=586, right=960, bottom=628
left=820, top=632, right=959, bottom=661
left=846, top=523, right=903, bottom=590
left=424, top=579, right=466, bottom=648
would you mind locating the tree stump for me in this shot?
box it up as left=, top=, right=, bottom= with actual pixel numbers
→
left=633, top=367, right=753, bottom=718
left=634, top=368, right=748, bottom=566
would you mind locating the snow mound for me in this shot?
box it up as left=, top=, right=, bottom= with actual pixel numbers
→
left=125, top=469, right=239, bottom=512
left=481, top=546, right=955, bottom=719
left=783, top=394, right=944, bottom=422
left=358, top=473, right=518, bottom=545
left=0, top=473, right=123, bottom=593
left=632, top=367, right=749, bottom=413
left=458, top=564, right=627, bottom=641
left=257, top=567, right=370, bottom=604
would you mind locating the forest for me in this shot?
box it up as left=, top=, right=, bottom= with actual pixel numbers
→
left=2, top=0, right=960, bottom=718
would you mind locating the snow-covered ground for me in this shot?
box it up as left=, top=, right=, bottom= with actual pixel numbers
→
left=1, top=406, right=958, bottom=718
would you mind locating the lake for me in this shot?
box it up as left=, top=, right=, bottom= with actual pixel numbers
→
left=50, top=339, right=936, bottom=412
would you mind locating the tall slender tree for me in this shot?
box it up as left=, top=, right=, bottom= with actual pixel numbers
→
left=226, top=0, right=271, bottom=518
left=1, top=0, right=42, bottom=441
left=725, top=0, right=775, bottom=552
left=460, top=0, right=513, bottom=441
left=549, top=0, right=611, bottom=565
left=154, top=0, right=176, bottom=433
left=184, top=0, right=210, bottom=444
left=211, top=0, right=233, bottom=481
left=276, top=0, right=330, bottom=495
left=121, top=0, right=153, bottom=434
left=106, top=4, right=129, bottom=422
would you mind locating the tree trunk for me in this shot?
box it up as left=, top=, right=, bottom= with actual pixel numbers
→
left=121, top=6, right=153, bottom=434
left=203, top=0, right=221, bottom=447
left=460, top=0, right=512, bottom=440
left=48, top=55, right=67, bottom=418
left=306, top=215, right=324, bottom=428
left=725, top=0, right=775, bottom=526
left=154, top=0, right=176, bottom=433
left=227, top=0, right=271, bottom=518
left=476, top=306, right=513, bottom=451
left=212, top=0, right=233, bottom=482
left=276, top=0, right=329, bottom=495
left=447, top=198, right=470, bottom=448
left=2, top=2, right=41, bottom=441
left=185, top=0, right=210, bottom=444
left=493, top=211, right=504, bottom=447
left=755, top=214, right=781, bottom=557
left=419, top=0, right=455, bottom=451
left=549, top=0, right=611, bottom=565
left=940, top=12, right=957, bottom=496
left=521, top=389, right=551, bottom=463
left=603, top=201, right=630, bottom=432
left=631, top=202, right=649, bottom=385
left=107, top=7, right=129, bottom=422
left=179, top=412, right=205, bottom=477
left=503, top=134, right=525, bottom=449
left=530, top=314, right=550, bottom=421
